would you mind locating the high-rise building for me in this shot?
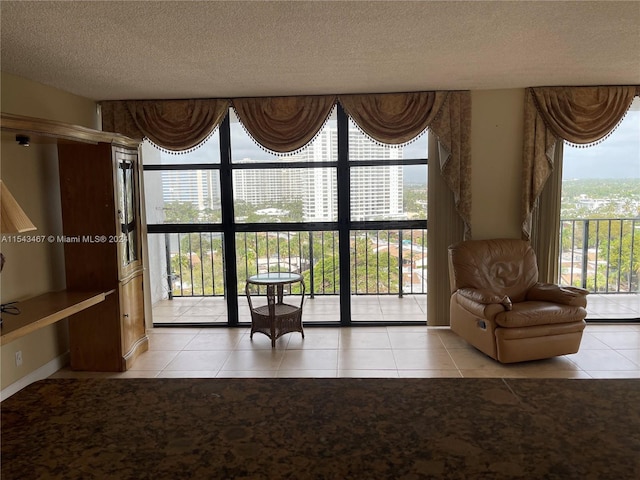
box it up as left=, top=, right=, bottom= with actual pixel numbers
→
left=231, top=126, right=404, bottom=221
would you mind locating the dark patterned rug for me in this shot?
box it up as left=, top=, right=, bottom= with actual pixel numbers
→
left=1, top=378, right=639, bottom=479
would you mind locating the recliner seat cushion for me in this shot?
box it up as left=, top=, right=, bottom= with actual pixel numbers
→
left=495, top=301, right=587, bottom=328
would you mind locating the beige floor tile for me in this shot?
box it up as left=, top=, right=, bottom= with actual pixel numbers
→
left=460, top=369, right=524, bottom=378
left=183, top=333, right=243, bottom=350
left=235, top=332, right=292, bottom=350
left=148, top=327, right=203, bottom=335
left=436, top=330, right=472, bottom=349
left=221, top=349, right=286, bottom=371
left=393, top=349, right=457, bottom=370
left=181, top=306, right=228, bottom=317
left=590, top=332, right=640, bottom=349
left=578, top=333, right=610, bottom=349
left=382, top=314, right=428, bottom=322
left=128, top=350, right=179, bottom=371
left=446, top=348, right=510, bottom=371
left=337, top=369, right=399, bottom=377
left=147, top=332, right=198, bottom=350
left=216, top=370, right=278, bottom=378
left=388, top=331, right=446, bottom=350
left=566, top=349, right=639, bottom=371
left=618, top=349, right=640, bottom=366
left=111, top=370, right=161, bottom=378
left=164, top=350, right=231, bottom=371
left=280, top=349, right=338, bottom=370
left=339, top=332, right=391, bottom=349
left=277, top=369, right=337, bottom=378
left=586, top=370, right=640, bottom=378
left=49, top=369, right=115, bottom=379
left=156, top=370, right=219, bottom=378
left=286, top=331, right=340, bottom=349
left=398, top=370, right=462, bottom=378
left=338, top=349, right=397, bottom=370
left=387, top=325, right=431, bottom=333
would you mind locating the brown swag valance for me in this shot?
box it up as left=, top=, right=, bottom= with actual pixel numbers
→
left=521, top=85, right=639, bottom=239
left=101, top=99, right=230, bottom=151
left=231, top=95, right=337, bottom=153
left=100, top=90, right=471, bottom=235
left=339, top=92, right=447, bottom=145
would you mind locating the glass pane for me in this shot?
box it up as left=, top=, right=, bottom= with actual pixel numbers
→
left=231, top=108, right=338, bottom=163
left=144, top=170, right=222, bottom=224
left=233, top=168, right=337, bottom=223
left=141, top=132, right=220, bottom=165
left=560, top=98, right=640, bottom=300
left=350, top=165, right=426, bottom=221
left=348, top=118, right=428, bottom=161
left=154, top=232, right=226, bottom=297
left=236, top=230, right=339, bottom=324
left=349, top=229, right=427, bottom=296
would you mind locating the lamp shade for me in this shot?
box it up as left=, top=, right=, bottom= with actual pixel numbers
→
left=0, top=180, right=36, bottom=233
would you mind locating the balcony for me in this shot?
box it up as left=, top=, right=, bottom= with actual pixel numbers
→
left=150, top=219, right=639, bottom=325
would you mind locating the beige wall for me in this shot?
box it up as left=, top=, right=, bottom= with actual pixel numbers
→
left=1, top=72, right=98, bottom=390
left=470, top=89, right=525, bottom=239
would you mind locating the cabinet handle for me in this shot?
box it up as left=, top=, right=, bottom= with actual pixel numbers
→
left=123, top=314, right=129, bottom=318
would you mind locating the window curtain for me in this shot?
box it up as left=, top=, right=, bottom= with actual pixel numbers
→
left=339, top=91, right=471, bottom=325
left=231, top=95, right=337, bottom=153
left=530, top=141, right=563, bottom=283
left=522, top=86, right=639, bottom=282
left=339, top=91, right=472, bottom=238
left=338, top=92, right=447, bottom=144
left=100, top=99, right=230, bottom=151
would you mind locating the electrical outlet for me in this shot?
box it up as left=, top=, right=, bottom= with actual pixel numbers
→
left=15, top=350, right=23, bottom=367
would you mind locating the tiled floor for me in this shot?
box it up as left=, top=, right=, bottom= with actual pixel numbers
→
left=51, top=292, right=639, bottom=380
left=51, top=322, right=640, bottom=380
left=151, top=293, right=640, bottom=325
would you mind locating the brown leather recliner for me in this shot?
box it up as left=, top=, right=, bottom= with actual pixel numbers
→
left=448, top=238, right=588, bottom=363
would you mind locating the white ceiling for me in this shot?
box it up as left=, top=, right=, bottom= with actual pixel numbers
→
left=1, top=1, right=639, bottom=101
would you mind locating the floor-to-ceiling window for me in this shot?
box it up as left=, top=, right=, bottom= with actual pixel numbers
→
left=144, top=105, right=428, bottom=327
left=559, top=97, right=640, bottom=320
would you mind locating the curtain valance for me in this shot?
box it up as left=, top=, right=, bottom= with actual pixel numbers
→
left=338, top=92, right=447, bottom=145
left=101, top=99, right=230, bottom=151
left=231, top=95, right=337, bottom=153
left=521, top=86, right=639, bottom=240
left=100, top=90, right=471, bottom=235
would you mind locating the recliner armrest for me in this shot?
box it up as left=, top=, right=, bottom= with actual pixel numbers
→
left=526, top=283, right=588, bottom=307
left=457, top=288, right=513, bottom=311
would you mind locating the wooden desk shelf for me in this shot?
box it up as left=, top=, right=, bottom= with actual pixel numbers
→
left=1, top=290, right=107, bottom=346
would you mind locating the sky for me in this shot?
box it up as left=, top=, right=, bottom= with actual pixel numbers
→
left=563, top=108, right=640, bottom=180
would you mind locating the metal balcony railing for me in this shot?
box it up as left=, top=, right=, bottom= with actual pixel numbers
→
left=560, top=218, right=640, bottom=293
left=162, top=218, right=639, bottom=299
left=164, top=229, right=427, bottom=298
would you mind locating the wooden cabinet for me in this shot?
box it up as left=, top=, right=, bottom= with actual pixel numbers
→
left=59, top=142, right=149, bottom=371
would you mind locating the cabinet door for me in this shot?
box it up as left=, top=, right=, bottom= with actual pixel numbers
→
left=120, top=272, right=148, bottom=367
left=114, top=147, right=142, bottom=276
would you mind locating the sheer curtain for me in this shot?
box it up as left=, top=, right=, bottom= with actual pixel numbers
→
left=522, top=86, right=639, bottom=282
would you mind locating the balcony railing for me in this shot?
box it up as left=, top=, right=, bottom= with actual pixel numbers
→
left=163, top=229, right=427, bottom=298
left=160, top=217, right=639, bottom=300
left=560, top=218, right=639, bottom=293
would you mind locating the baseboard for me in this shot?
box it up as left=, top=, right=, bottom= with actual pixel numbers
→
left=1, top=352, right=70, bottom=402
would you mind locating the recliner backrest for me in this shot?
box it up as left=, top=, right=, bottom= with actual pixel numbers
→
left=448, top=238, right=538, bottom=303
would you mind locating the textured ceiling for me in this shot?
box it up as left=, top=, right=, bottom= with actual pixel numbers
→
left=1, top=1, right=639, bottom=101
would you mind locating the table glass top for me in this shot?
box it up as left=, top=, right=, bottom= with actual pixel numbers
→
left=247, top=272, right=302, bottom=284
